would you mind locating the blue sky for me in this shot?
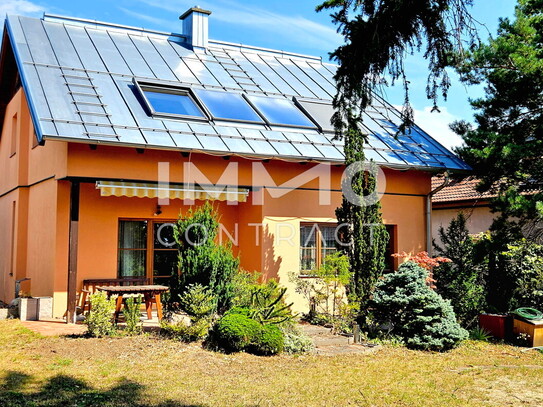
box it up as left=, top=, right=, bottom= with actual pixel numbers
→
left=1, top=0, right=516, bottom=150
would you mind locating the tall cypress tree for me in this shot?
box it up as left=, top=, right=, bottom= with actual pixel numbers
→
left=335, top=125, right=389, bottom=312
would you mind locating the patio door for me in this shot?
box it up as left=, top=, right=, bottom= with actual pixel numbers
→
left=118, top=220, right=178, bottom=285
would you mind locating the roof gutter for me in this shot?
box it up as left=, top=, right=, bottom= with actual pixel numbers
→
left=426, top=172, right=450, bottom=254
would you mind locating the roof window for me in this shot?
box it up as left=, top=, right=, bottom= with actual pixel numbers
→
left=295, top=98, right=335, bottom=133
left=193, top=89, right=264, bottom=123
left=139, top=84, right=206, bottom=120
left=244, top=95, right=317, bottom=129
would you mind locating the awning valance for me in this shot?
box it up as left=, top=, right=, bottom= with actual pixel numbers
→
left=95, top=181, right=249, bottom=202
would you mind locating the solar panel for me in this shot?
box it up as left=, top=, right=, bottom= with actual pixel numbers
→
left=194, top=89, right=263, bottom=123
left=245, top=95, right=317, bottom=129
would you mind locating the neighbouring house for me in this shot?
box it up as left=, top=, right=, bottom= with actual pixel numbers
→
left=431, top=176, right=496, bottom=245
left=0, top=8, right=470, bottom=320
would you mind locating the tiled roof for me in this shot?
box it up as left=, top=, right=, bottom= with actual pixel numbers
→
left=1, top=13, right=470, bottom=171
left=432, top=176, right=494, bottom=203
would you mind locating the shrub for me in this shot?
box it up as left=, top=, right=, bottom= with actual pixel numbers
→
left=122, top=296, right=143, bottom=335
left=231, top=274, right=294, bottom=326
left=231, top=270, right=259, bottom=308
left=282, top=325, right=314, bottom=354
left=290, top=253, right=356, bottom=333
left=85, top=292, right=116, bottom=337
left=180, top=284, right=216, bottom=319
left=433, top=213, right=488, bottom=327
left=469, top=327, right=492, bottom=342
left=161, top=318, right=211, bottom=342
left=371, top=262, right=468, bottom=351
left=290, top=253, right=351, bottom=317
left=247, top=281, right=293, bottom=325
left=210, top=313, right=262, bottom=352
left=209, top=312, right=284, bottom=355
left=502, top=239, right=543, bottom=310
left=253, top=324, right=284, bottom=355
left=171, top=203, right=239, bottom=313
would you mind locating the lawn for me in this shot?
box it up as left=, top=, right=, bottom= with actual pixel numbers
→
left=1, top=320, right=542, bottom=406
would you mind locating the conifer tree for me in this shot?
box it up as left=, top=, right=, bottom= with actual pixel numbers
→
left=335, top=126, right=389, bottom=311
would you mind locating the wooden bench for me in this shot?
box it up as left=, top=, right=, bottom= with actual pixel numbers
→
left=79, top=278, right=150, bottom=313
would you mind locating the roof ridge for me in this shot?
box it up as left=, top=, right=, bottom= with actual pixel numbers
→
left=41, top=13, right=323, bottom=62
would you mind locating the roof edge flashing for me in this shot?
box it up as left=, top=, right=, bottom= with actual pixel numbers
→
left=43, top=13, right=187, bottom=39
left=4, top=16, right=44, bottom=143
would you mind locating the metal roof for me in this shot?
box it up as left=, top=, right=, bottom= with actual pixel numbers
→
left=2, top=13, right=470, bottom=171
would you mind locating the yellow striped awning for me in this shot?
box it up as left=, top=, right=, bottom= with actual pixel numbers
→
left=95, top=181, right=249, bottom=202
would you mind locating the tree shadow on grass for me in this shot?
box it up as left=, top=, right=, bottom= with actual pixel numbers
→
left=0, top=371, right=203, bottom=407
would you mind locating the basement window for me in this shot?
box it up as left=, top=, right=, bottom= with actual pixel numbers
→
left=138, top=83, right=206, bottom=120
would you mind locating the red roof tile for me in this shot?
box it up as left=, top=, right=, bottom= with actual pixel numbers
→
left=432, top=176, right=494, bottom=203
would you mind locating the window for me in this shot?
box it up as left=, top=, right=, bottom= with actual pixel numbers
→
left=140, top=85, right=206, bottom=119
left=245, top=95, right=317, bottom=129
left=118, top=220, right=178, bottom=285
left=193, top=89, right=264, bottom=123
left=10, top=113, right=17, bottom=157
left=295, top=99, right=335, bottom=133
left=300, top=223, right=337, bottom=271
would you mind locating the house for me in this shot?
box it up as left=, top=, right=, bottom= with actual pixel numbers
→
left=0, top=8, right=470, bottom=320
left=431, top=176, right=495, bottom=245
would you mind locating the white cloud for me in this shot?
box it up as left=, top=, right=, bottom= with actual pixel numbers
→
left=411, top=106, right=465, bottom=152
left=130, top=0, right=342, bottom=52
left=117, top=7, right=170, bottom=28
left=0, top=0, right=43, bottom=33
left=0, top=0, right=42, bottom=16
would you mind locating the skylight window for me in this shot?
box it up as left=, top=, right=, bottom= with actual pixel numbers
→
left=193, top=89, right=264, bottom=123
left=140, top=86, right=206, bottom=119
left=245, top=95, right=317, bottom=129
left=295, top=99, right=335, bottom=133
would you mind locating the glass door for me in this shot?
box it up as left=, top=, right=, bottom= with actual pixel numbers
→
left=152, top=222, right=178, bottom=286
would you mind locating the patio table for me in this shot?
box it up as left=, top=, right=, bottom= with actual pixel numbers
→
left=97, top=285, right=169, bottom=321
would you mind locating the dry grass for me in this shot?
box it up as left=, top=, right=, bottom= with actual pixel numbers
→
left=1, top=319, right=543, bottom=406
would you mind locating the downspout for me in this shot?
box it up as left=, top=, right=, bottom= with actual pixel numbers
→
left=426, top=172, right=450, bottom=254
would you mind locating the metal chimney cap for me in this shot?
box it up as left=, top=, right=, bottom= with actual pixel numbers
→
left=179, top=6, right=212, bottom=20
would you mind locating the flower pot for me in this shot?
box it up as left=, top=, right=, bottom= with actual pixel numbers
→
left=479, top=313, right=511, bottom=339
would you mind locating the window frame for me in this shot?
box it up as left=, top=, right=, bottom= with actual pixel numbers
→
left=117, top=218, right=179, bottom=283
left=299, top=223, right=398, bottom=274
left=299, top=223, right=338, bottom=273
left=134, top=80, right=208, bottom=122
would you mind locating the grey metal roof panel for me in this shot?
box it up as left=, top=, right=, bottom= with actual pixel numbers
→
left=109, top=32, right=156, bottom=78
left=222, top=136, right=254, bottom=154
left=4, top=13, right=471, bottom=171
left=169, top=131, right=203, bottom=150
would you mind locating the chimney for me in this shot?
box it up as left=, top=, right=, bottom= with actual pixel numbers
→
left=179, top=6, right=212, bottom=50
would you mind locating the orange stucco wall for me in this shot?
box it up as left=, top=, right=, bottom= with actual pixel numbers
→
left=0, top=89, right=69, bottom=308
left=0, top=87, right=432, bottom=317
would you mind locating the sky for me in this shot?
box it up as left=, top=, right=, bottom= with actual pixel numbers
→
left=0, top=0, right=517, bottom=151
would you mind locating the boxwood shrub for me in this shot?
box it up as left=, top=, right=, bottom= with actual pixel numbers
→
left=209, top=312, right=284, bottom=355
